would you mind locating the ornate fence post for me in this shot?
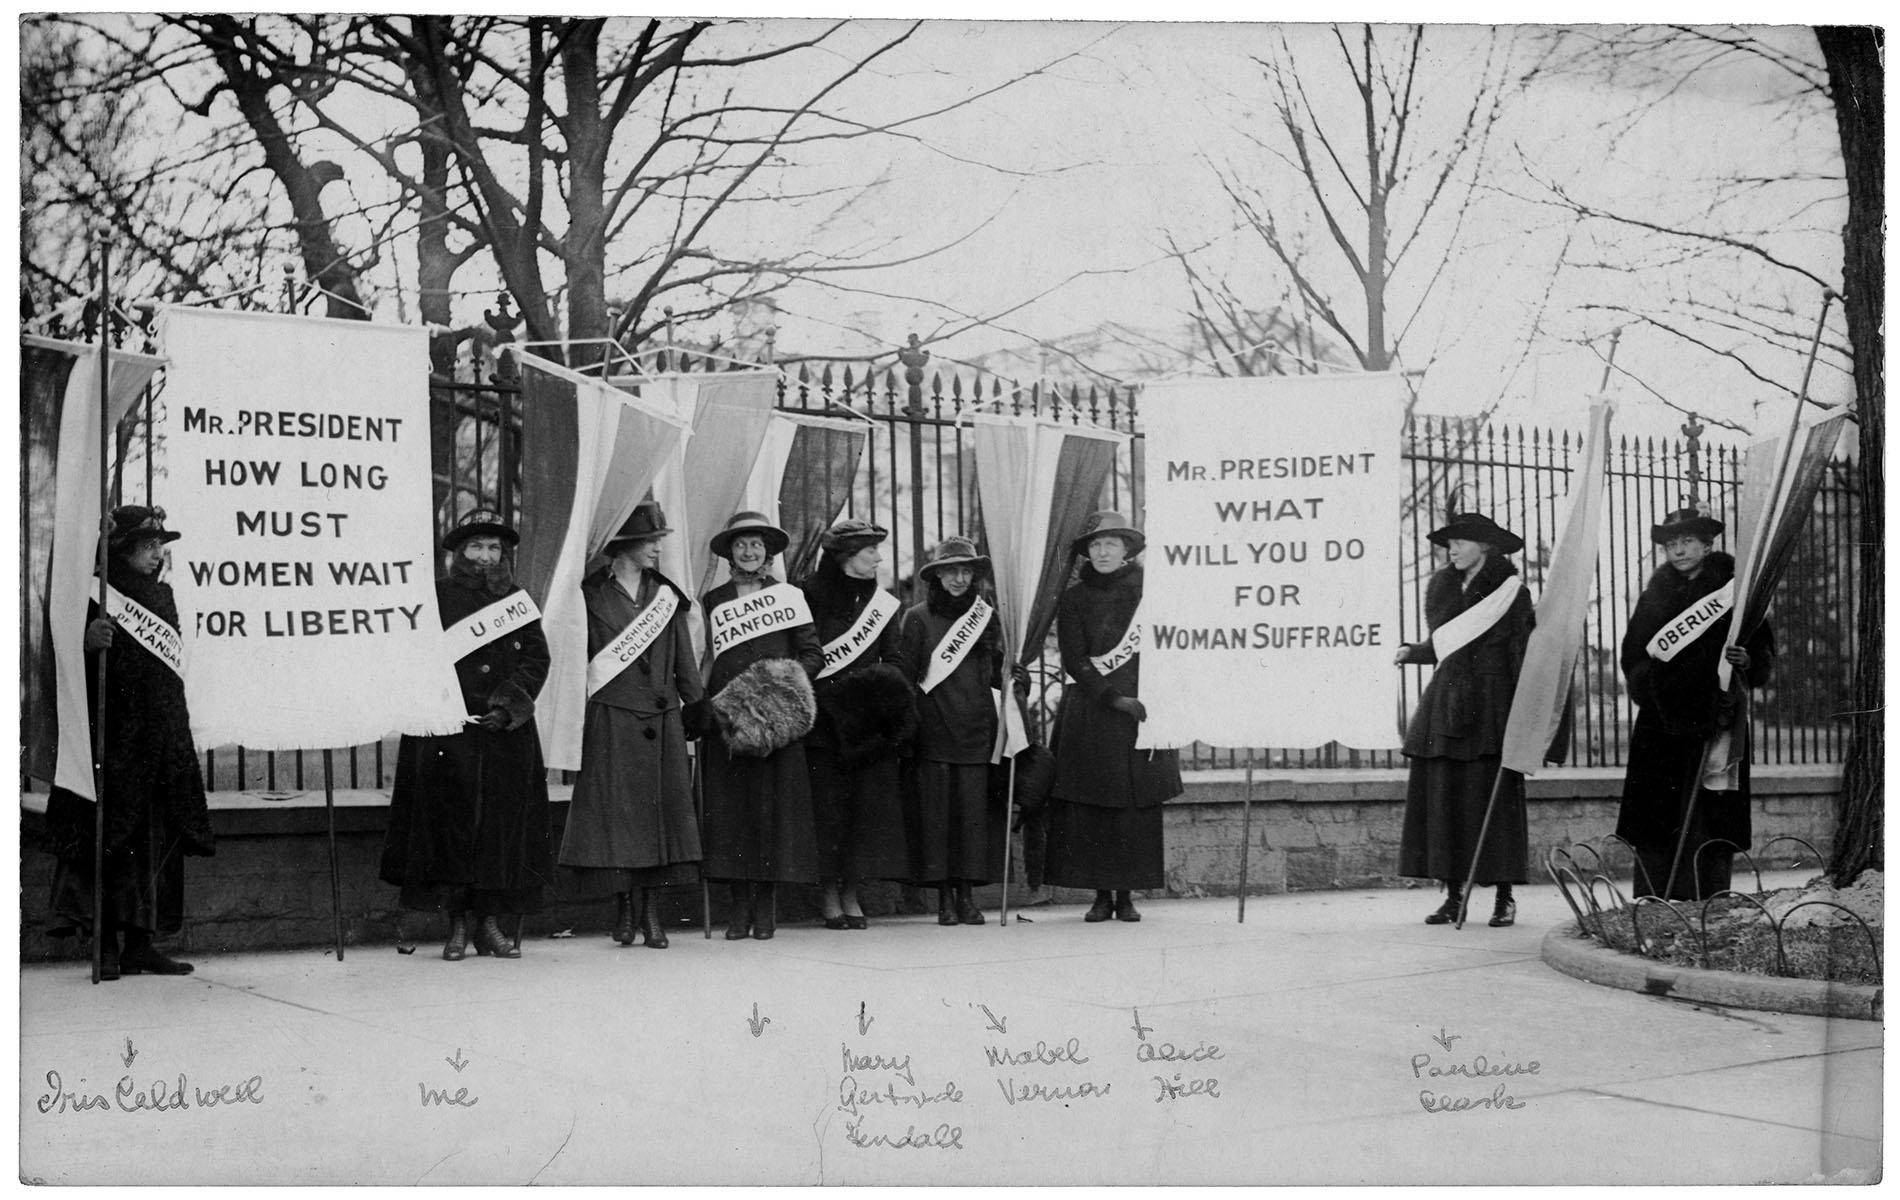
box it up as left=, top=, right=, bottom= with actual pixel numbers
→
left=486, top=295, right=521, bottom=524
left=898, top=333, right=931, bottom=576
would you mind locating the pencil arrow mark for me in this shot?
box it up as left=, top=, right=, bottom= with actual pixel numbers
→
left=1431, top=1027, right=1461, bottom=1052
left=978, top=1004, right=1007, bottom=1035
left=857, top=1002, right=873, bottom=1036
left=121, top=1038, right=138, bottom=1069
left=1131, top=1008, right=1152, bottom=1042
left=446, top=1048, right=469, bottom=1073
left=748, top=1002, right=771, bottom=1038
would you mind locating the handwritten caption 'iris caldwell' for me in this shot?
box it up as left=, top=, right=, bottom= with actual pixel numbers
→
left=35, top=1070, right=264, bottom=1116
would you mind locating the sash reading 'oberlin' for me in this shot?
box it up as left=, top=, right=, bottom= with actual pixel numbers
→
left=1088, top=606, right=1142, bottom=676
left=1428, top=576, right=1523, bottom=662
left=709, top=582, right=814, bottom=660
left=1645, top=580, right=1734, bottom=663
left=817, top=589, right=903, bottom=679
left=444, top=590, right=543, bottom=661
left=919, top=596, right=994, bottom=694
left=105, top=585, right=184, bottom=678
left=587, top=586, right=680, bottom=696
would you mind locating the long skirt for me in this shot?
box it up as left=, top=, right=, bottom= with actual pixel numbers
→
left=381, top=726, right=550, bottom=915
left=1043, top=799, right=1165, bottom=891
left=46, top=806, right=187, bottom=939
left=1629, top=804, right=1736, bottom=900
left=568, top=863, right=702, bottom=897
left=700, top=730, right=818, bottom=884
left=559, top=704, right=700, bottom=889
left=1397, top=754, right=1527, bottom=884
left=906, top=760, right=1005, bottom=884
left=806, top=748, right=910, bottom=882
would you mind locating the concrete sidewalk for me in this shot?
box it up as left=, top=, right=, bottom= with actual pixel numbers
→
left=18, top=876, right=1880, bottom=1186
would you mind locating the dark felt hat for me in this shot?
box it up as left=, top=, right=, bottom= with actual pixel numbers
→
left=821, top=517, right=889, bottom=556
left=709, top=510, right=789, bottom=560
left=919, top=535, right=990, bottom=580
left=107, top=505, right=181, bottom=554
left=1071, top=510, right=1145, bottom=558
left=604, top=500, right=673, bottom=551
left=442, top=507, right=520, bottom=551
left=1427, top=512, right=1524, bottom=555
left=1651, top=506, right=1725, bottom=545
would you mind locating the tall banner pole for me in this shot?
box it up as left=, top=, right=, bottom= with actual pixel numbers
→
left=323, top=748, right=345, bottom=961
left=1236, top=755, right=1254, bottom=923
left=997, top=624, right=1019, bottom=929
left=697, top=748, right=711, bottom=938
left=89, top=238, right=112, bottom=986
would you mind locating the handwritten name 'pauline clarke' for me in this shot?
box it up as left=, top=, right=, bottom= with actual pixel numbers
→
left=1411, top=1053, right=1539, bottom=1113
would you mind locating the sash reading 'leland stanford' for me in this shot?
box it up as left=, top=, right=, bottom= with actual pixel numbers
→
left=919, top=596, right=994, bottom=694
left=709, top=582, right=815, bottom=660
left=586, top=586, right=680, bottom=696
left=817, top=589, right=903, bottom=679
left=1089, top=606, right=1142, bottom=676
left=444, top=590, right=543, bottom=661
left=1428, top=576, right=1523, bottom=663
left=1645, top=580, right=1734, bottom=663
left=105, top=585, right=185, bottom=678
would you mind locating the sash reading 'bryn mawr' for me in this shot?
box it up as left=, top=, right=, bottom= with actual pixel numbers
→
left=919, top=596, right=994, bottom=694
left=817, top=589, right=903, bottom=679
left=1645, top=580, right=1734, bottom=663
left=1428, top=575, right=1523, bottom=662
left=444, top=590, right=543, bottom=661
left=708, top=582, right=814, bottom=660
left=105, top=585, right=184, bottom=678
left=587, top=585, right=680, bottom=696
left=1089, top=606, right=1142, bottom=676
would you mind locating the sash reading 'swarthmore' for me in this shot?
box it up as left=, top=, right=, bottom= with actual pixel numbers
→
left=1645, top=580, right=1734, bottom=663
left=105, top=585, right=184, bottom=678
left=587, top=586, right=680, bottom=696
left=444, top=590, right=543, bottom=661
left=1428, top=576, right=1523, bottom=662
left=709, top=582, right=814, bottom=660
left=818, top=589, right=902, bottom=679
left=920, top=596, right=994, bottom=694
left=1089, top=606, right=1142, bottom=676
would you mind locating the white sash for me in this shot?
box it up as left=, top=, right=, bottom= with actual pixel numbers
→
left=444, top=590, right=543, bottom=662
left=1089, top=606, right=1142, bottom=676
left=1645, top=580, right=1734, bottom=662
left=104, top=585, right=184, bottom=679
left=818, top=589, right=902, bottom=679
left=1429, top=576, right=1523, bottom=662
left=920, top=597, right=993, bottom=694
left=586, top=586, right=680, bottom=696
left=709, top=582, right=814, bottom=660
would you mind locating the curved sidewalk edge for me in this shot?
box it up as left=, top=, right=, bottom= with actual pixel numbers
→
left=1539, top=920, right=1883, bottom=1022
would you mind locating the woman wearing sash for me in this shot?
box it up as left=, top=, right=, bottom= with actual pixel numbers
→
left=1047, top=511, right=1182, bottom=923
left=380, top=509, right=552, bottom=960
left=1394, top=512, right=1534, bottom=927
left=44, top=506, right=214, bottom=978
left=558, top=501, right=704, bottom=949
left=1614, top=507, right=1774, bottom=900
left=801, top=519, right=915, bottom=930
left=696, top=512, right=822, bottom=940
left=897, top=536, right=1016, bottom=926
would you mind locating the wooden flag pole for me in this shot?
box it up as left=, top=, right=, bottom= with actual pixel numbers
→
left=696, top=747, right=711, bottom=938
left=323, top=749, right=345, bottom=961
left=1237, top=755, right=1254, bottom=923
left=89, top=238, right=112, bottom=985
left=997, top=623, right=1019, bottom=930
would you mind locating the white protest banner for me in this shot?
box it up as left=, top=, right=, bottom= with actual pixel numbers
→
left=158, top=307, right=467, bottom=749
left=1135, top=373, right=1407, bottom=751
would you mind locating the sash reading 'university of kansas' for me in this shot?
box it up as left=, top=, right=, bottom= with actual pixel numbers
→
left=1428, top=576, right=1523, bottom=662
left=587, top=586, right=680, bottom=696
left=919, top=596, right=994, bottom=694
left=817, top=589, right=902, bottom=679
left=1645, top=580, right=1734, bottom=663
left=105, top=585, right=184, bottom=678
left=444, top=590, right=543, bottom=661
left=709, top=583, right=814, bottom=660
left=1089, top=607, right=1142, bottom=676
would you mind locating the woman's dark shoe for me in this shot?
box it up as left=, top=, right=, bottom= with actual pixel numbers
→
left=121, top=935, right=194, bottom=975
left=1113, top=891, right=1141, bottom=923
left=843, top=914, right=868, bottom=931
left=474, top=915, right=520, bottom=959
left=938, top=886, right=958, bottom=927
left=1489, top=892, right=1517, bottom=928
left=1084, top=891, right=1115, bottom=923
left=955, top=883, right=986, bottom=925
left=725, top=883, right=753, bottom=940
left=1424, top=887, right=1464, bottom=925
left=443, top=912, right=470, bottom=961
left=640, top=889, right=669, bottom=948
left=752, top=884, right=778, bottom=940
left=824, top=915, right=851, bottom=930
left=612, top=893, right=637, bottom=946
left=97, top=931, right=122, bottom=981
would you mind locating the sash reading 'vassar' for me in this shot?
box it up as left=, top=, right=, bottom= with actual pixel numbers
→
left=586, top=585, right=680, bottom=696
left=105, top=584, right=185, bottom=678
left=708, top=582, right=814, bottom=660
left=1428, top=575, right=1523, bottom=662
left=817, top=589, right=902, bottom=679
left=919, top=596, right=994, bottom=694
left=1089, top=605, right=1142, bottom=676
left=1645, top=579, right=1734, bottom=663
left=444, top=590, right=543, bottom=661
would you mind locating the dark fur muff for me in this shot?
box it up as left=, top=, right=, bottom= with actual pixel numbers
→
left=826, top=662, right=919, bottom=770
left=712, top=658, right=817, bottom=757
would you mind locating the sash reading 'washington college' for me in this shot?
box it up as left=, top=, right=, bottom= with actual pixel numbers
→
left=587, top=586, right=680, bottom=696
left=1428, top=576, right=1523, bottom=662
left=444, top=590, right=543, bottom=661
left=818, top=589, right=903, bottom=679
left=709, top=582, right=814, bottom=660
left=1645, top=580, right=1734, bottom=663
left=105, top=585, right=184, bottom=678
left=1089, top=606, right=1142, bottom=676
left=919, top=596, right=994, bottom=694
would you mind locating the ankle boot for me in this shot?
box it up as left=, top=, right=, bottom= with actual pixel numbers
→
left=937, top=885, right=958, bottom=926
left=612, top=893, right=637, bottom=946
left=955, top=882, right=986, bottom=925
left=1112, top=890, right=1141, bottom=923
left=1084, top=890, right=1115, bottom=923
left=1489, top=884, right=1517, bottom=928
left=121, top=930, right=194, bottom=975
left=725, top=882, right=753, bottom=940
left=443, top=912, right=471, bottom=961
left=640, top=889, right=669, bottom=948
left=1425, top=884, right=1464, bottom=925
left=752, top=884, right=778, bottom=940
left=474, top=915, right=521, bottom=958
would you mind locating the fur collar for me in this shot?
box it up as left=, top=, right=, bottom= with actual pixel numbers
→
left=924, top=576, right=982, bottom=619
left=802, top=553, right=881, bottom=616
left=1642, top=550, right=1736, bottom=596
left=1078, top=561, right=1144, bottom=592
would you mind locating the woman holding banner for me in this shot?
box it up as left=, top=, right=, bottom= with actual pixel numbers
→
left=1614, top=507, right=1775, bottom=900
left=1394, top=512, right=1534, bottom=927
left=44, top=506, right=215, bottom=979
left=1047, top=511, right=1182, bottom=923
left=380, top=509, right=552, bottom=961
left=558, top=501, right=704, bottom=949
left=695, top=512, right=822, bottom=940
left=801, top=519, right=915, bottom=930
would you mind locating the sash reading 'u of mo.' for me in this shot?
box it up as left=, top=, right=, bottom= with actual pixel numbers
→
left=709, top=582, right=814, bottom=659
left=444, top=590, right=543, bottom=661
left=817, top=589, right=902, bottom=679
left=105, top=585, right=185, bottom=678
left=919, top=596, right=994, bottom=693
left=587, top=587, right=680, bottom=695
left=1645, top=580, right=1734, bottom=663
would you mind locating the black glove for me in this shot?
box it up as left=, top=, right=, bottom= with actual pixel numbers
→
left=84, top=618, right=116, bottom=652
left=1009, top=662, right=1031, bottom=698
left=682, top=698, right=710, bottom=739
left=1109, top=695, right=1148, bottom=723
left=475, top=708, right=509, bottom=732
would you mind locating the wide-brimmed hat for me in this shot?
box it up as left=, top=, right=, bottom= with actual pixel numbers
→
left=1651, top=506, right=1725, bottom=545
left=821, top=517, right=888, bottom=556
left=107, top=505, right=181, bottom=554
left=442, top=507, right=520, bottom=551
left=919, top=535, right=990, bottom=580
left=604, top=500, right=673, bottom=552
left=1427, top=512, right=1523, bottom=555
left=709, top=510, right=789, bottom=560
left=1071, top=510, right=1145, bottom=558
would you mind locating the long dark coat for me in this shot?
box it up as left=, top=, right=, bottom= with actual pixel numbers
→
left=380, top=574, right=552, bottom=911
left=1049, top=562, right=1183, bottom=809
left=898, top=585, right=1008, bottom=883
left=558, top=566, right=704, bottom=874
left=1397, top=555, right=1535, bottom=883
left=1614, top=552, right=1775, bottom=858
left=698, top=578, right=823, bottom=883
